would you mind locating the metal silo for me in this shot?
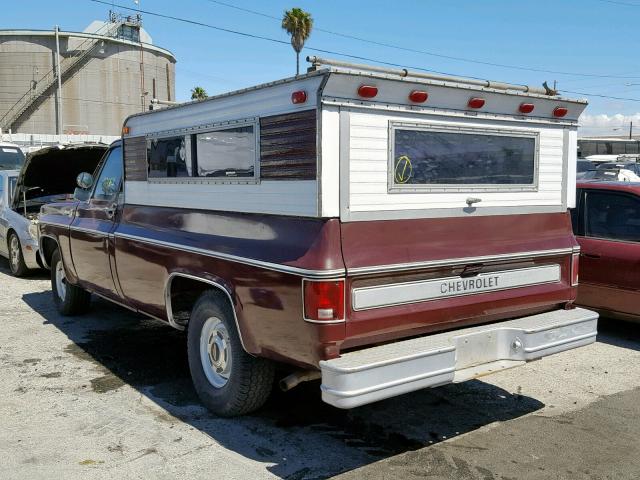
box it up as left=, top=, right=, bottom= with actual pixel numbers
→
left=0, top=13, right=176, bottom=136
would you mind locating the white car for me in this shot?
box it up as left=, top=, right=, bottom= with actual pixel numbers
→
left=0, top=142, right=25, bottom=171
left=0, top=143, right=107, bottom=276
left=0, top=169, right=40, bottom=275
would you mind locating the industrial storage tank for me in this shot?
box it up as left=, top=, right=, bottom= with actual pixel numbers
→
left=0, top=13, right=176, bottom=136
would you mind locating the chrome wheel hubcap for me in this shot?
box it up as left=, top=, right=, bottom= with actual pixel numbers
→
left=9, top=236, right=20, bottom=269
left=55, top=261, right=67, bottom=301
left=200, top=317, right=232, bottom=388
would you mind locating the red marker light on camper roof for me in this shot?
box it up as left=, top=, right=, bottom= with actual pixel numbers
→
left=468, top=97, right=485, bottom=109
left=553, top=106, right=568, bottom=118
left=358, top=85, right=378, bottom=98
left=408, top=90, right=428, bottom=103
left=519, top=103, right=535, bottom=114
left=291, top=90, right=307, bottom=104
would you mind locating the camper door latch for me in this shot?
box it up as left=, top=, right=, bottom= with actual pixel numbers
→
left=466, top=197, right=482, bottom=207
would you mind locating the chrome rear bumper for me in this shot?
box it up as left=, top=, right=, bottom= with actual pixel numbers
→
left=320, top=307, right=598, bottom=409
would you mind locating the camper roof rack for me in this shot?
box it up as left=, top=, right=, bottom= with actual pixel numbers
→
left=306, top=56, right=553, bottom=96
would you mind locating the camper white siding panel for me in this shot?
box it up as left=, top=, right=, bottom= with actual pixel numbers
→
left=125, top=180, right=318, bottom=217
left=126, top=76, right=324, bottom=136
left=346, top=110, right=568, bottom=217
left=320, top=106, right=341, bottom=217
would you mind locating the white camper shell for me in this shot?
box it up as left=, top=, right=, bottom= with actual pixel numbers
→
left=123, top=57, right=587, bottom=221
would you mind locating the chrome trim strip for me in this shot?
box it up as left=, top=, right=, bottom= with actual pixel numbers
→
left=70, top=225, right=110, bottom=236
left=352, top=265, right=561, bottom=311
left=39, top=220, right=71, bottom=230
left=164, top=273, right=247, bottom=351
left=347, top=247, right=574, bottom=276
left=114, top=231, right=346, bottom=279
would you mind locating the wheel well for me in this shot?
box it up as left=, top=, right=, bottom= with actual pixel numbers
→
left=39, top=237, right=59, bottom=268
left=167, top=275, right=233, bottom=329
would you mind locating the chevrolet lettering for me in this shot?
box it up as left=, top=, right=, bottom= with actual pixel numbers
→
left=441, top=276, right=499, bottom=294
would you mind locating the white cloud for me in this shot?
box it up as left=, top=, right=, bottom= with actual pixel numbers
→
left=579, top=113, right=640, bottom=137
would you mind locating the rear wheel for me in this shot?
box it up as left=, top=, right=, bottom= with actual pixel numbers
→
left=8, top=232, right=29, bottom=277
left=50, top=249, right=91, bottom=315
left=187, top=290, right=274, bottom=417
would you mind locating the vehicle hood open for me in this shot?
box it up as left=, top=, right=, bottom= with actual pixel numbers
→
left=12, top=143, right=107, bottom=210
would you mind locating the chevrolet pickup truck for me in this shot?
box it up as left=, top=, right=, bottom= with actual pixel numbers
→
left=39, top=57, right=598, bottom=417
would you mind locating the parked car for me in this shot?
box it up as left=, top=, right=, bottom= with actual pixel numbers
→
left=39, top=58, right=597, bottom=416
left=1, top=143, right=106, bottom=275
left=0, top=170, right=33, bottom=273
left=572, top=181, right=640, bottom=321
left=576, top=159, right=595, bottom=179
left=0, top=142, right=25, bottom=170
left=581, top=165, right=640, bottom=182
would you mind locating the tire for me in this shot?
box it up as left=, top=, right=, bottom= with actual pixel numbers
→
left=50, top=249, right=91, bottom=316
left=8, top=232, right=29, bottom=277
left=187, top=290, right=275, bottom=417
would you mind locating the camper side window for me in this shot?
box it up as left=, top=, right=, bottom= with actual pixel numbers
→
left=195, top=125, right=257, bottom=179
left=389, top=123, right=538, bottom=193
left=148, top=135, right=192, bottom=179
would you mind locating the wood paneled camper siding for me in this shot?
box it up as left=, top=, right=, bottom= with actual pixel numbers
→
left=260, top=109, right=317, bottom=180
left=124, top=136, right=148, bottom=182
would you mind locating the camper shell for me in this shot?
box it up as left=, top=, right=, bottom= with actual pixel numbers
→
left=39, top=58, right=597, bottom=414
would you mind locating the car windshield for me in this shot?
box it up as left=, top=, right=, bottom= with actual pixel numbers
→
left=0, top=147, right=25, bottom=170
left=577, top=161, right=593, bottom=173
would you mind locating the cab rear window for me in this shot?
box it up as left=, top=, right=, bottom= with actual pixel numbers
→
left=389, top=124, right=537, bottom=192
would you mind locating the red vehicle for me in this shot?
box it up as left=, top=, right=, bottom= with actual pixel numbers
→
left=573, top=180, right=640, bottom=321
left=38, top=58, right=597, bottom=416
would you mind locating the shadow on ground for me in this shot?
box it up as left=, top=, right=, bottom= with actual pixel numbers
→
left=7, top=259, right=552, bottom=479
left=597, top=317, right=640, bottom=352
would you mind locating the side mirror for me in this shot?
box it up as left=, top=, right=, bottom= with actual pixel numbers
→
left=77, top=172, right=94, bottom=190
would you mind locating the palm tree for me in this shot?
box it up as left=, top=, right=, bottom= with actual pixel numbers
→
left=191, top=86, right=208, bottom=101
left=281, top=8, right=313, bottom=76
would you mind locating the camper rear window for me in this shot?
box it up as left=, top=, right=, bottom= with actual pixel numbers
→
left=390, top=124, right=537, bottom=192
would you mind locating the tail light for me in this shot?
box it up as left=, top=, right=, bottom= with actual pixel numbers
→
left=303, top=279, right=345, bottom=323
left=571, top=252, right=580, bottom=286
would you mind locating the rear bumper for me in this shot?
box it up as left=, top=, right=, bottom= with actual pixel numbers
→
left=319, top=307, right=598, bottom=408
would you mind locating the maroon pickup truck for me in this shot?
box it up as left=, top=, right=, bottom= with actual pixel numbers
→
left=38, top=58, right=598, bottom=416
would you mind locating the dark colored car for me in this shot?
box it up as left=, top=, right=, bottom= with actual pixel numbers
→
left=572, top=181, right=640, bottom=321
left=576, top=159, right=595, bottom=179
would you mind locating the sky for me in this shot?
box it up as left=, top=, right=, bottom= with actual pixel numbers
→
left=3, top=0, right=640, bottom=136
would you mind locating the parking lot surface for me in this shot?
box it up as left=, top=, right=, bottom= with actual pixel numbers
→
left=1, top=259, right=639, bottom=480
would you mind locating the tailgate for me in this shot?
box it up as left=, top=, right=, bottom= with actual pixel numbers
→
left=340, top=212, right=578, bottom=349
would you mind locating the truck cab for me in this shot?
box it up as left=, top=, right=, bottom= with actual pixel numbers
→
left=39, top=58, right=597, bottom=416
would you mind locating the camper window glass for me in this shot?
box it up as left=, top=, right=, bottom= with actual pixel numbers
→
left=147, top=135, right=192, bottom=179
left=390, top=124, right=537, bottom=192
left=195, top=125, right=257, bottom=180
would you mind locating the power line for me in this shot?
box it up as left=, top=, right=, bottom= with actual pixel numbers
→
left=94, top=0, right=640, bottom=83
left=593, top=0, right=640, bottom=6
left=204, top=0, right=640, bottom=80
left=560, top=89, right=640, bottom=102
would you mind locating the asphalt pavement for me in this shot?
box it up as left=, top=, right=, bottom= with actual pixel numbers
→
left=0, top=258, right=638, bottom=480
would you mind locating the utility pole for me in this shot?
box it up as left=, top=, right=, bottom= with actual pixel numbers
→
left=630, top=121, right=633, bottom=140
left=54, top=25, right=64, bottom=135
